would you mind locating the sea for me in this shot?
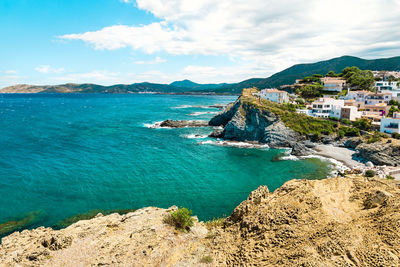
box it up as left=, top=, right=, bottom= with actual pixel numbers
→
left=0, top=93, right=333, bottom=233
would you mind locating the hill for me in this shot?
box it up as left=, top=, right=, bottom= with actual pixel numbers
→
left=2, top=56, right=400, bottom=94
left=170, top=79, right=230, bottom=90
left=215, top=55, right=400, bottom=93
left=0, top=82, right=190, bottom=94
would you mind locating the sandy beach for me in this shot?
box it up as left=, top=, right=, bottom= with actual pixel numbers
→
left=313, top=144, right=365, bottom=169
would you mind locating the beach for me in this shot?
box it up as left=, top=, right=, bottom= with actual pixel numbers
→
left=313, top=144, right=365, bottom=169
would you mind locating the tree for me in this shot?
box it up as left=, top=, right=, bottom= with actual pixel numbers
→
left=326, top=70, right=338, bottom=77
left=389, top=105, right=400, bottom=117
left=297, top=84, right=323, bottom=98
left=341, top=66, right=361, bottom=79
left=352, top=118, right=372, bottom=131
left=301, top=75, right=322, bottom=84
left=346, top=70, right=375, bottom=91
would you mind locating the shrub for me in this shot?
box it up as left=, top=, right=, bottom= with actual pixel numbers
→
left=392, top=132, right=400, bottom=139
left=205, top=217, right=225, bottom=229
left=200, top=256, right=213, bottom=264
left=340, top=126, right=360, bottom=137
left=163, top=207, right=194, bottom=231
left=365, top=170, right=376, bottom=177
left=386, top=175, right=395, bottom=180
left=366, top=132, right=387, bottom=144
left=340, top=118, right=351, bottom=125
left=352, top=118, right=372, bottom=131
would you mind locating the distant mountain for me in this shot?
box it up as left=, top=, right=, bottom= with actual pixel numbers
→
left=2, top=56, right=400, bottom=94
left=1, top=82, right=192, bottom=94
left=215, top=55, right=400, bottom=93
left=170, top=79, right=230, bottom=90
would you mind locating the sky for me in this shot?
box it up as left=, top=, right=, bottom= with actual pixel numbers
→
left=1, top=0, right=400, bottom=88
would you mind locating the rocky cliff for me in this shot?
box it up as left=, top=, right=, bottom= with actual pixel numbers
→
left=345, top=137, right=400, bottom=166
left=209, top=89, right=310, bottom=155
left=1, top=176, right=400, bottom=266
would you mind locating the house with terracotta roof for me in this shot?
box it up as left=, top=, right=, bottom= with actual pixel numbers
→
left=258, top=89, right=289, bottom=104
left=321, top=77, right=347, bottom=92
left=364, top=103, right=390, bottom=116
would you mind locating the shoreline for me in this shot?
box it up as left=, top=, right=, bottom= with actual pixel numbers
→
left=312, top=144, right=365, bottom=169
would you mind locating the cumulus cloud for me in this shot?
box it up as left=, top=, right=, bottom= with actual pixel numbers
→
left=133, top=56, right=167, bottom=64
left=35, top=65, right=65, bottom=74
left=60, top=0, right=400, bottom=78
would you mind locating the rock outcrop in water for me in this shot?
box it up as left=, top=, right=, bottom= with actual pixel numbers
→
left=1, top=176, right=400, bottom=266
left=209, top=90, right=310, bottom=155
left=159, top=120, right=210, bottom=128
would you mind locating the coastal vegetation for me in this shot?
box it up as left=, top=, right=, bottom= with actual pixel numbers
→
left=0, top=211, right=41, bottom=237
left=294, top=66, right=375, bottom=98
left=364, top=170, right=376, bottom=177
left=242, top=88, right=354, bottom=136
left=205, top=217, right=225, bottom=230
left=163, top=207, right=194, bottom=231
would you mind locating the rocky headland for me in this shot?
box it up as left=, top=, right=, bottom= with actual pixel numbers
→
left=208, top=89, right=310, bottom=156
left=208, top=88, right=400, bottom=168
left=1, top=176, right=400, bottom=266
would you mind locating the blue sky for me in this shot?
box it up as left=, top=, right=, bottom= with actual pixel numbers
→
left=1, top=0, right=400, bottom=88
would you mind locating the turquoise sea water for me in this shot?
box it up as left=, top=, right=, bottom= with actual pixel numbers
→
left=0, top=93, right=331, bottom=231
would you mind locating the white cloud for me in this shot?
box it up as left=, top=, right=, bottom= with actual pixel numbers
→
left=5, top=70, right=17, bottom=74
left=133, top=56, right=167, bottom=64
left=35, top=65, right=65, bottom=74
left=60, top=0, right=400, bottom=79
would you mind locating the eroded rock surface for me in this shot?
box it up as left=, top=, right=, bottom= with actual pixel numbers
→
left=209, top=177, right=400, bottom=266
left=0, top=207, right=210, bottom=267
left=2, top=177, right=400, bottom=266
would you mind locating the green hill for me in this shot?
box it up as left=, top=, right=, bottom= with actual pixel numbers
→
left=2, top=56, right=400, bottom=94
left=216, top=55, right=400, bottom=93
left=170, top=79, right=230, bottom=90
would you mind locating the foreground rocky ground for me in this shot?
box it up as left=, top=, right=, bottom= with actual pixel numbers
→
left=1, top=176, right=400, bottom=266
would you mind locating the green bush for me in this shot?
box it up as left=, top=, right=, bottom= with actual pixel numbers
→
left=366, top=132, right=387, bottom=144
left=340, top=126, right=360, bottom=137
left=365, top=170, right=376, bottom=177
left=200, top=256, right=213, bottom=264
left=163, top=207, right=194, bottom=231
left=340, top=118, right=351, bottom=125
left=386, top=175, right=395, bottom=180
left=352, top=118, right=372, bottom=131
left=392, top=132, right=400, bottom=139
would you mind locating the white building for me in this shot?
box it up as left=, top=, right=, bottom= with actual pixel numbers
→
left=365, top=92, right=392, bottom=105
left=344, top=90, right=371, bottom=103
left=311, top=98, right=345, bottom=118
left=376, top=81, right=400, bottom=97
left=321, top=77, right=346, bottom=92
left=340, top=106, right=362, bottom=121
left=258, top=89, right=289, bottom=104
left=375, top=81, right=399, bottom=91
left=380, top=112, right=400, bottom=134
